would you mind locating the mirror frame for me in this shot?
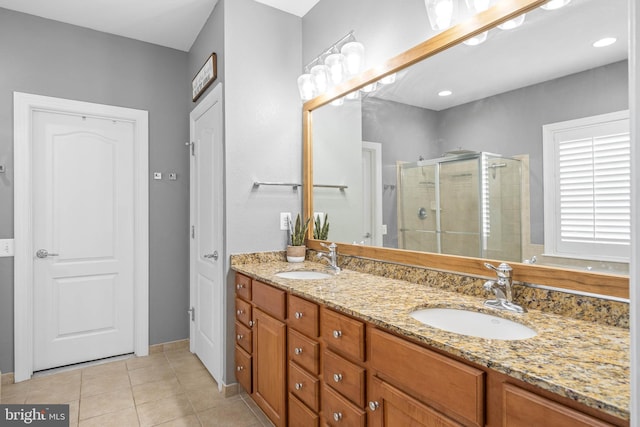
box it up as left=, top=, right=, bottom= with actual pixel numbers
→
left=302, top=0, right=629, bottom=299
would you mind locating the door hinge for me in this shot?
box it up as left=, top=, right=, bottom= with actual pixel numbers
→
left=191, top=225, right=195, bottom=239
left=190, top=141, right=195, bottom=156
left=188, top=307, right=195, bottom=321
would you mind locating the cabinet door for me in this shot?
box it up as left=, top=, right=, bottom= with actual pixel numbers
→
left=369, top=376, right=462, bottom=427
left=503, top=384, right=614, bottom=427
left=253, top=308, right=287, bottom=427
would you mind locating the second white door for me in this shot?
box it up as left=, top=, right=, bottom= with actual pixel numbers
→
left=190, top=84, right=224, bottom=387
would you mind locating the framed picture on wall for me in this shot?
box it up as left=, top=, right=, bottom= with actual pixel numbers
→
left=192, top=53, right=217, bottom=102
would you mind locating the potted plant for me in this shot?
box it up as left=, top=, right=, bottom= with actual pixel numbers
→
left=313, top=213, right=330, bottom=240
left=287, top=213, right=311, bottom=262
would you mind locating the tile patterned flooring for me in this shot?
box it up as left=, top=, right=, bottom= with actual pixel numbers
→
left=0, top=349, right=274, bottom=427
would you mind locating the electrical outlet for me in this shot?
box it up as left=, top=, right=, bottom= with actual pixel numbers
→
left=0, top=239, right=14, bottom=257
left=280, top=212, right=291, bottom=230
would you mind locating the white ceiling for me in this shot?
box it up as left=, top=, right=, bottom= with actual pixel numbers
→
left=0, top=0, right=318, bottom=51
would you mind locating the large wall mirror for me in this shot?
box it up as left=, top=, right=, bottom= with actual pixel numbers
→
left=303, top=0, right=630, bottom=298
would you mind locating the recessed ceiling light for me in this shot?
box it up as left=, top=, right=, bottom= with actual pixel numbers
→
left=593, top=37, right=617, bottom=48
left=438, top=90, right=453, bottom=97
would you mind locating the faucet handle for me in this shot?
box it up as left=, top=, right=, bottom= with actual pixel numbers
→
left=320, top=242, right=337, bottom=251
left=484, top=262, right=512, bottom=278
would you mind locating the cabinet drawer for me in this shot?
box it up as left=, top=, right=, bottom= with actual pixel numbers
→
left=235, top=346, right=252, bottom=393
left=322, top=385, right=366, bottom=427
left=321, top=308, right=365, bottom=362
left=323, top=350, right=365, bottom=407
left=289, top=329, right=320, bottom=375
left=368, top=375, right=462, bottom=427
left=235, top=273, right=252, bottom=300
left=289, top=361, right=320, bottom=412
left=503, top=384, right=614, bottom=427
left=235, top=297, right=252, bottom=327
left=235, top=321, right=252, bottom=353
left=368, top=328, right=484, bottom=427
left=252, top=280, right=286, bottom=320
left=289, top=294, right=319, bottom=337
left=289, top=393, right=319, bottom=427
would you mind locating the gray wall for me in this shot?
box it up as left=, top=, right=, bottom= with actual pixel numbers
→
left=0, top=8, right=190, bottom=374
left=188, top=0, right=302, bottom=385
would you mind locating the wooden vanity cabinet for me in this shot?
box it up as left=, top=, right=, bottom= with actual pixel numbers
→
left=235, top=273, right=626, bottom=427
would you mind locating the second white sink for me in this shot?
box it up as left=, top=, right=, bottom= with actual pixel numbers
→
left=275, top=270, right=332, bottom=280
left=410, top=308, right=537, bottom=340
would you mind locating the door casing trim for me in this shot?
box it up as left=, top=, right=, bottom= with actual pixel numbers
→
left=13, top=92, right=149, bottom=382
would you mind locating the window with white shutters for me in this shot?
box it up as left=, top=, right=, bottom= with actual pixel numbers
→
left=543, top=111, right=630, bottom=261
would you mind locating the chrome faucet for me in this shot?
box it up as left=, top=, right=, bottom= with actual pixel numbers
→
left=317, top=242, right=340, bottom=274
left=483, top=262, right=525, bottom=313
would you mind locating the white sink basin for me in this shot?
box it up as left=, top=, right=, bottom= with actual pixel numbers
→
left=275, top=270, right=332, bottom=280
left=410, top=308, right=537, bottom=340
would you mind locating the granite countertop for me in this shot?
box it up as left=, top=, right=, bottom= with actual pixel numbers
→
left=232, top=260, right=630, bottom=421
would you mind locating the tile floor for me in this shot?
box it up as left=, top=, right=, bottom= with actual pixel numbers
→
left=0, top=349, right=274, bottom=427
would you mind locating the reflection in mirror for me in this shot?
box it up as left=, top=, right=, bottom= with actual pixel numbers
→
left=312, top=0, right=629, bottom=274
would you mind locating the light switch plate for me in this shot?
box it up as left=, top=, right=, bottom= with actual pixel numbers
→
left=0, top=239, right=14, bottom=257
left=280, top=212, right=291, bottom=230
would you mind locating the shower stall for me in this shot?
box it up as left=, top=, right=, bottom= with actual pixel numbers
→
left=397, top=152, right=522, bottom=262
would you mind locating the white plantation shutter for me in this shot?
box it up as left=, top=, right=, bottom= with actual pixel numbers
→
left=543, top=111, right=630, bottom=261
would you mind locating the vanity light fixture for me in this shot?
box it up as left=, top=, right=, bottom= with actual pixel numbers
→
left=425, top=0, right=458, bottom=31
left=438, top=90, right=453, bottom=97
left=297, top=31, right=365, bottom=102
left=540, top=0, right=571, bottom=10
left=497, top=14, right=526, bottom=30
left=463, top=31, right=489, bottom=46
left=593, top=37, right=617, bottom=48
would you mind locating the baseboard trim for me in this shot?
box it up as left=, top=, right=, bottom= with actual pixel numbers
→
left=1, top=372, right=15, bottom=385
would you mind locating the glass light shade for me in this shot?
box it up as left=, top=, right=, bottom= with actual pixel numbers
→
left=345, top=90, right=360, bottom=100
left=540, top=0, right=571, bottom=10
left=380, top=73, right=397, bottom=85
left=463, top=31, right=488, bottom=46
left=297, top=73, right=315, bottom=101
left=465, top=0, right=493, bottom=13
left=341, top=41, right=365, bottom=76
left=497, top=13, right=525, bottom=30
left=361, top=82, right=378, bottom=93
left=425, top=0, right=458, bottom=31
left=310, top=64, right=330, bottom=94
left=325, top=53, right=347, bottom=86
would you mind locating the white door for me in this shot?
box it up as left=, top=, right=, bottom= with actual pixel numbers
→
left=190, top=84, right=224, bottom=387
left=32, top=110, right=135, bottom=371
left=362, top=142, right=384, bottom=246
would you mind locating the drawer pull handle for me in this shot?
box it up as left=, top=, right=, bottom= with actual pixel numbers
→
left=248, top=320, right=254, bottom=327
left=295, top=382, right=303, bottom=390
left=295, top=312, right=304, bottom=319
left=333, top=373, right=343, bottom=383
left=333, top=412, right=343, bottom=422
left=236, top=309, right=244, bottom=316
left=368, top=401, right=380, bottom=411
left=294, top=347, right=303, bottom=355
left=237, top=365, right=244, bottom=372
left=236, top=334, right=243, bottom=341
left=332, top=330, right=342, bottom=339
left=236, top=283, right=244, bottom=290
